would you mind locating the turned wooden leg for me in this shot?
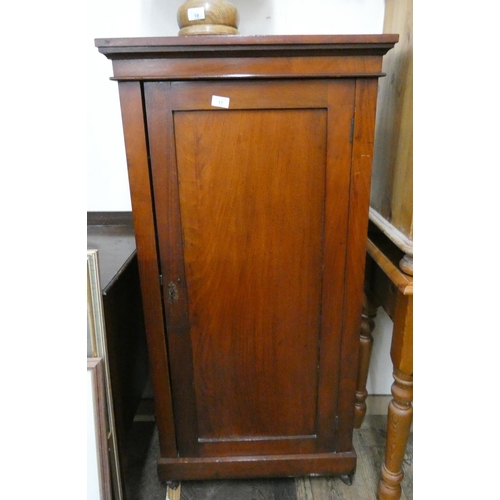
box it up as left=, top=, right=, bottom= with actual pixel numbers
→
left=378, top=369, right=413, bottom=500
left=354, top=295, right=378, bottom=428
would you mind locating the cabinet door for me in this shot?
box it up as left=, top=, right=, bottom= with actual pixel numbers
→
left=145, top=80, right=355, bottom=458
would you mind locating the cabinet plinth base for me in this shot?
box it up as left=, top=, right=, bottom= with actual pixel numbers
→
left=157, top=450, right=357, bottom=482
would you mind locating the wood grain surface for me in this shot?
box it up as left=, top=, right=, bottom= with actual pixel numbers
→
left=95, top=35, right=398, bottom=82
left=144, top=79, right=359, bottom=468
left=177, top=0, right=239, bottom=35
left=98, top=35, right=398, bottom=483
left=117, top=81, right=178, bottom=458
left=176, top=109, right=326, bottom=441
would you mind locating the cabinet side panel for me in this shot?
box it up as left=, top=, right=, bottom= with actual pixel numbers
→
left=314, top=80, right=356, bottom=451
left=117, top=81, right=177, bottom=457
left=175, top=109, right=326, bottom=442
left=144, top=82, right=200, bottom=457
left=336, top=78, right=380, bottom=452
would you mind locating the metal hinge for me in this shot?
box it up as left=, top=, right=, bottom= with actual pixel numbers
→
left=160, top=275, right=181, bottom=304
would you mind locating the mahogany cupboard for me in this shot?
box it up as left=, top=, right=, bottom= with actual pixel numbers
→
left=95, top=35, right=398, bottom=483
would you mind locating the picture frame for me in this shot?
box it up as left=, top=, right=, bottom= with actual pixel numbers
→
left=87, top=250, right=123, bottom=500
left=87, top=357, right=112, bottom=500
left=87, top=250, right=106, bottom=358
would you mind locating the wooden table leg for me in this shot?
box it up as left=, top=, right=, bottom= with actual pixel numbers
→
left=378, top=369, right=413, bottom=499
left=354, top=294, right=378, bottom=428
left=378, top=294, right=413, bottom=500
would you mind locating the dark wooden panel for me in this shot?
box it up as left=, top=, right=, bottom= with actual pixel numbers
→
left=336, top=78, right=380, bottom=452
left=96, top=35, right=398, bottom=82
left=314, top=81, right=356, bottom=451
left=117, top=81, right=178, bottom=458
left=145, top=79, right=358, bottom=464
left=110, top=55, right=383, bottom=81
left=102, top=256, right=149, bottom=458
left=95, top=34, right=399, bottom=53
left=170, top=79, right=330, bottom=110
left=144, top=81, right=200, bottom=457
left=175, top=109, right=326, bottom=442
left=198, top=437, right=317, bottom=458
left=157, top=451, right=356, bottom=482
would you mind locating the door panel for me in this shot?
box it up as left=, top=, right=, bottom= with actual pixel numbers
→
left=145, top=80, right=355, bottom=457
left=175, top=109, right=326, bottom=441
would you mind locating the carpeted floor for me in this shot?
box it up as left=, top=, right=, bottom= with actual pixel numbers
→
left=123, top=411, right=412, bottom=500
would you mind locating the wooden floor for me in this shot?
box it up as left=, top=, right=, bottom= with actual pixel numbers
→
left=124, top=414, right=412, bottom=500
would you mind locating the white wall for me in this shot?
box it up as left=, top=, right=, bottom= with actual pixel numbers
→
left=366, top=307, right=394, bottom=395
left=87, top=0, right=393, bottom=394
left=87, top=0, right=385, bottom=211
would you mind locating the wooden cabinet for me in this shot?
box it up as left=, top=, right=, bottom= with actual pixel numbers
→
left=95, top=35, right=397, bottom=483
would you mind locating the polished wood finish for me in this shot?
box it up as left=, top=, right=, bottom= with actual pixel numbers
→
left=96, top=34, right=398, bottom=52
left=354, top=296, right=377, bottom=428
left=95, top=35, right=397, bottom=484
left=158, top=452, right=357, bottom=481
left=380, top=361, right=412, bottom=500
left=177, top=0, right=239, bottom=35
left=146, top=79, right=356, bottom=463
left=117, top=82, right=178, bottom=458
left=357, top=224, right=413, bottom=500
left=178, top=109, right=325, bottom=441
left=96, top=35, right=398, bottom=82
left=337, top=78, right=380, bottom=453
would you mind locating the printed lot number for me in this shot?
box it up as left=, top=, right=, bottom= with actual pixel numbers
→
left=187, top=7, right=205, bottom=21
left=211, top=95, right=230, bottom=109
